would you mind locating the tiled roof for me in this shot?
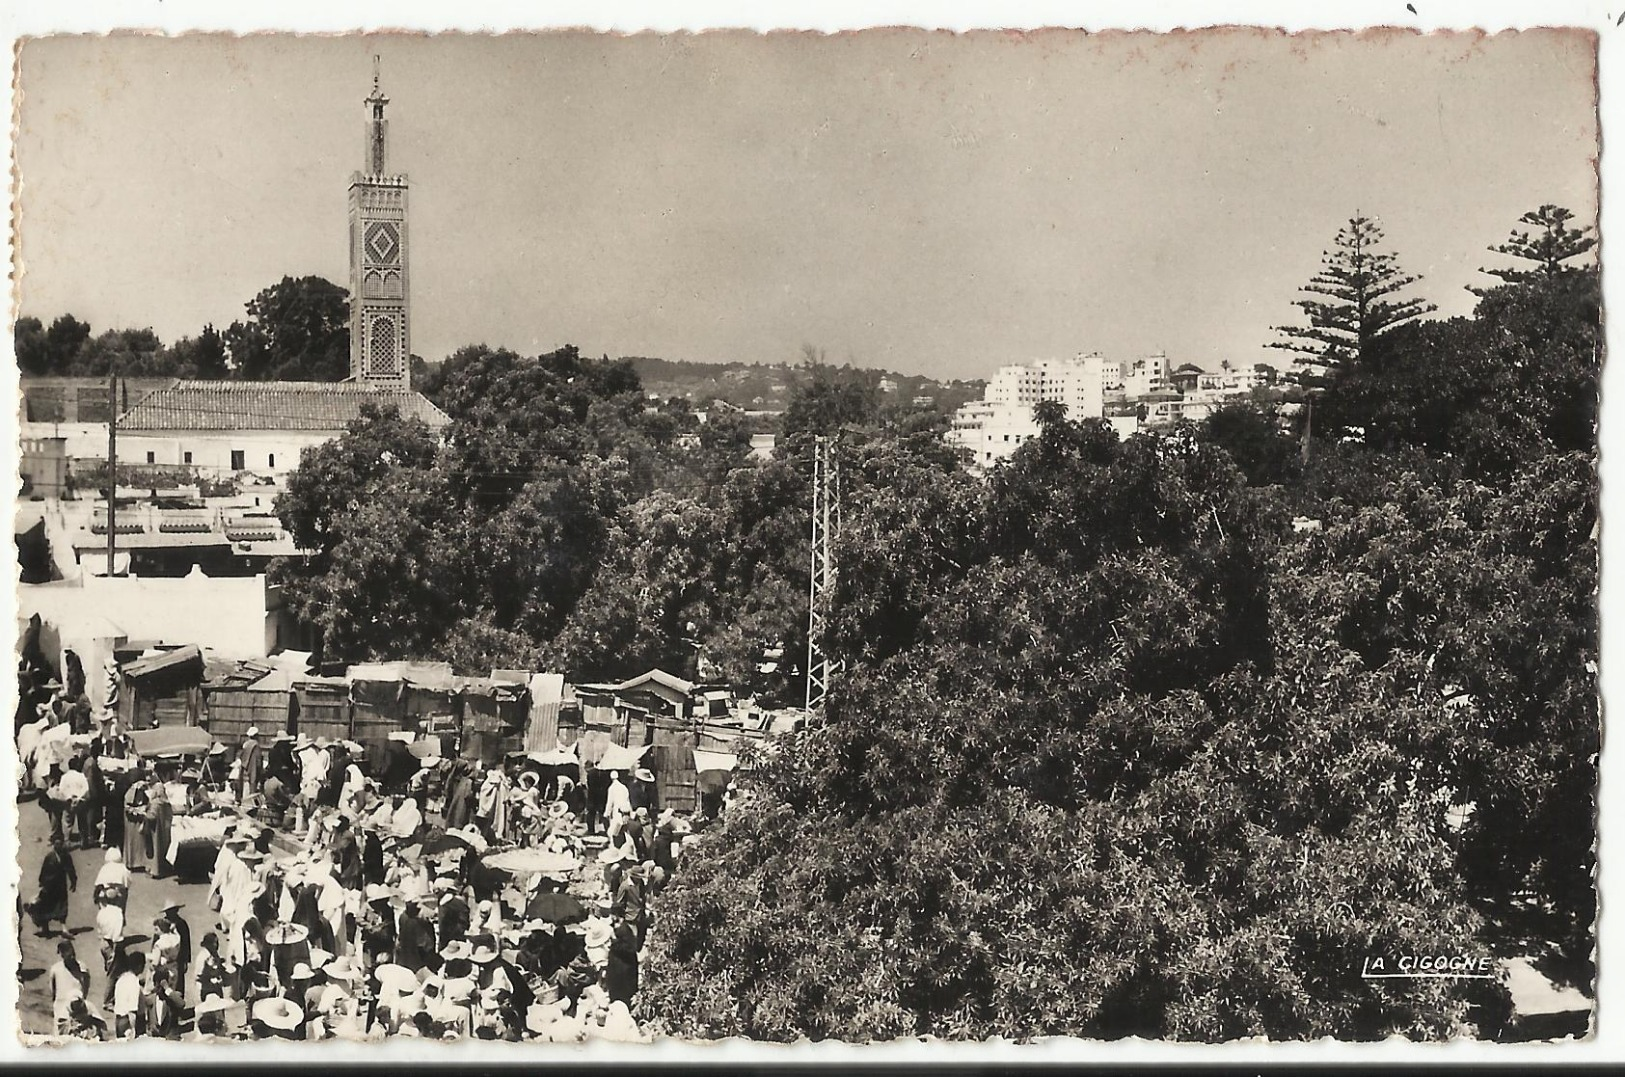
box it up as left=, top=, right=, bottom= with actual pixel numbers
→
left=117, top=380, right=451, bottom=432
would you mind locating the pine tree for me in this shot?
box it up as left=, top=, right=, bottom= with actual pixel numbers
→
left=1480, top=204, right=1596, bottom=284
left=1271, top=215, right=1435, bottom=381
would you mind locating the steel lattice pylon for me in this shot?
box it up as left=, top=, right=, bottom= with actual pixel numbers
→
left=805, top=435, right=838, bottom=716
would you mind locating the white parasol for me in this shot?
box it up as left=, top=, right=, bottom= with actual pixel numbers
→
left=482, top=848, right=579, bottom=876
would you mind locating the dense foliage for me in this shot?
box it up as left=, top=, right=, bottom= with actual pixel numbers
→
left=17, top=276, right=351, bottom=381
left=256, top=206, right=1596, bottom=1041
left=636, top=207, right=1596, bottom=1041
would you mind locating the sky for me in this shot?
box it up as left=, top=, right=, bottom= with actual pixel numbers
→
left=12, top=29, right=1598, bottom=381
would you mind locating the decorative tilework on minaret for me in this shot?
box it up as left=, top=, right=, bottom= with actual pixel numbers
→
left=348, top=55, right=411, bottom=388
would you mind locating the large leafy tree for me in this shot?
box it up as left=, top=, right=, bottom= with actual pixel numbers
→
left=224, top=275, right=351, bottom=381
left=274, top=404, right=441, bottom=553
left=640, top=413, right=1502, bottom=1041
left=1271, top=215, right=1435, bottom=383
left=274, top=468, right=462, bottom=661
left=14, top=316, right=50, bottom=375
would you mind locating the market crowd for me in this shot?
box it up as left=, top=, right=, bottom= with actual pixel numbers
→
left=17, top=661, right=727, bottom=1044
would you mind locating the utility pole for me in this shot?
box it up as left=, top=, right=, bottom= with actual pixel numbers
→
left=106, top=364, right=119, bottom=577
left=805, top=435, right=839, bottom=716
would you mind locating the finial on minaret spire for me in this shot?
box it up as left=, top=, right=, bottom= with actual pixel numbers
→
left=365, top=54, right=390, bottom=174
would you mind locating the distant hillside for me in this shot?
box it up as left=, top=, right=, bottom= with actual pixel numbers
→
left=623, top=356, right=985, bottom=415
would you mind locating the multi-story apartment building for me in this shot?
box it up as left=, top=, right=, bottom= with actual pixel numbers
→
left=951, top=355, right=1110, bottom=468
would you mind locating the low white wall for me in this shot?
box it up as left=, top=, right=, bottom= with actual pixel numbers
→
left=19, top=571, right=271, bottom=689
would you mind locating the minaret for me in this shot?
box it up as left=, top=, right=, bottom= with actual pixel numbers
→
left=347, top=55, right=411, bottom=388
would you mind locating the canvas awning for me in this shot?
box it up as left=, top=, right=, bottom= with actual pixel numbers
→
left=130, top=724, right=214, bottom=758
left=693, top=749, right=738, bottom=775
left=593, top=742, right=651, bottom=772
left=528, top=745, right=579, bottom=766
left=122, top=644, right=204, bottom=682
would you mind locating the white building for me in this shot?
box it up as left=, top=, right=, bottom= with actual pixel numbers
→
left=115, top=380, right=450, bottom=480
left=1112, top=353, right=1172, bottom=398
left=950, top=355, right=1109, bottom=468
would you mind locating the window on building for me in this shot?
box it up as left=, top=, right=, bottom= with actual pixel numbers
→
left=268, top=453, right=276, bottom=467
left=231, top=449, right=245, bottom=470
left=145, top=451, right=155, bottom=464
left=183, top=451, right=192, bottom=465
left=1004, top=434, right=1010, bottom=442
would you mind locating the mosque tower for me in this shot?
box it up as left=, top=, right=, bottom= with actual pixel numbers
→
left=347, top=55, right=411, bottom=388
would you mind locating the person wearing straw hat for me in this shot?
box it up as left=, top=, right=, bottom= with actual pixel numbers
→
left=196, top=931, right=235, bottom=1026
left=193, top=992, right=234, bottom=1039
left=313, top=955, right=361, bottom=1038
left=156, top=897, right=191, bottom=980
left=285, top=960, right=325, bottom=1016
left=202, top=741, right=231, bottom=788
left=611, top=860, right=649, bottom=948
left=630, top=767, right=658, bottom=813
left=251, top=995, right=305, bottom=1040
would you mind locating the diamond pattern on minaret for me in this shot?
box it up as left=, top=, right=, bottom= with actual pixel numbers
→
left=366, top=222, right=400, bottom=264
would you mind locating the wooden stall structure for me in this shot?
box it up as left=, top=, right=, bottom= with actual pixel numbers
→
left=119, top=644, right=206, bottom=729
left=649, top=716, right=699, bottom=813
left=349, top=661, right=460, bottom=752
left=291, top=676, right=352, bottom=742
left=461, top=675, right=530, bottom=765
left=202, top=662, right=295, bottom=743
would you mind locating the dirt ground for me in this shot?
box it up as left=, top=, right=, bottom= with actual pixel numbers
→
left=14, top=792, right=220, bottom=1038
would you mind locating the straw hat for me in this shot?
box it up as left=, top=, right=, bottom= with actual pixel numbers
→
left=546, top=800, right=570, bottom=819
left=441, top=939, right=473, bottom=962
left=245, top=726, right=260, bottom=738
left=195, top=994, right=234, bottom=1015
left=633, top=767, right=655, bottom=783
left=160, top=897, right=184, bottom=913
left=583, top=919, right=613, bottom=951
left=525, top=999, right=571, bottom=1034
left=290, top=962, right=318, bottom=981
left=323, top=956, right=360, bottom=981
left=595, top=844, right=630, bottom=865
left=365, top=883, right=393, bottom=902
left=469, top=942, right=499, bottom=964
left=208, top=742, right=228, bottom=756
left=252, top=996, right=303, bottom=1031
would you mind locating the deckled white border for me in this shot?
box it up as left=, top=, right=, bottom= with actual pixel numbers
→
left=0, top=0, right=1617, bottom=1066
